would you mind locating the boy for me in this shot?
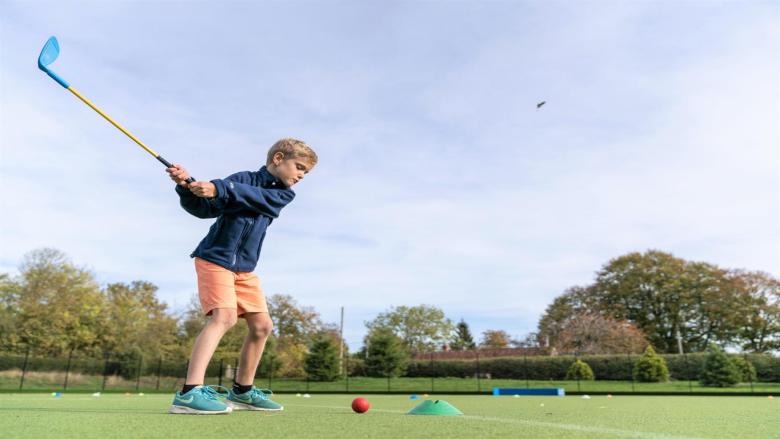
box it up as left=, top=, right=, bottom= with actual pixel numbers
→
left=166, top=138, right=317, bottom=414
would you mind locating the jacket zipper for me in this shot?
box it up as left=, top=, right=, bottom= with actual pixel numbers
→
left=231, top=217, right=254, bottom=268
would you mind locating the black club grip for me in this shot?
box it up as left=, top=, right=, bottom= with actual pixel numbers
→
left=158, top=155, right=196, bottom=183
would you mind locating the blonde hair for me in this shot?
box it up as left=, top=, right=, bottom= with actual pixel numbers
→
left=266, top=138, right=318, bottom=166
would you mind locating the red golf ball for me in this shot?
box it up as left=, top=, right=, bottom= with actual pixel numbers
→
left=351, top=397, right=370, bottom=414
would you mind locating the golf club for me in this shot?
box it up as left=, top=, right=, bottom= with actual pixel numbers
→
left=37, top=36, right=195, bottom=184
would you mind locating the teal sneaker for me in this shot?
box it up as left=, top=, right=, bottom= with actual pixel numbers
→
left=169, top=385, right=232, bottom=415
left=227, top=387, right=283, bottom=411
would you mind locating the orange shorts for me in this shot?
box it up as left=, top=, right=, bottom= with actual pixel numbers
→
left=194, top=257, right=268, bottom=317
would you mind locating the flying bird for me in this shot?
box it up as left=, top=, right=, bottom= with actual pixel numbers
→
left=536, top=101, right=546, bottom=109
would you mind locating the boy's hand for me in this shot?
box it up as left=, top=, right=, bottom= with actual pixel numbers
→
left=189, top=181, right=217, bottom=198
left=166, top=165, right=191, bottom=187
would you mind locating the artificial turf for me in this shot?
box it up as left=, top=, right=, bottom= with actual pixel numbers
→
left=0, top=393, right=776, bottom=438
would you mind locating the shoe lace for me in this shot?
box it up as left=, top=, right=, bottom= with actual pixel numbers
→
left=248, top=387, right=274, bottom=401
left=201, top=385, right=230, bottom=401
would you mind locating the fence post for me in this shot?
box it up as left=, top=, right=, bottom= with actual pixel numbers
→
left=745, top=354, right=754, bottom=394
left=155, top=357, right=162, bottom=391
left=345, top=353, right=349, bottom=393
left=306, top=376, right=310, bottom=393
left=135, top=356, right=143, bottom=391
left=627, top=352, right=635, bottom=393
left=386, top=375, right=390, bottom=392
left=218, top=358, right=224, bottom=387
left=684, top=352, right=693, bottom=393
left=430, top=352, right=434, bottom=393
left=19, top=347, right=30, bottom=391
left=475, top=350, right=481, bottom=393
left=575, top=352, right=581, bottom=392
left=63, top=348, right=74, bottom=391
left=268, top=356, right=274, bottom=389
left=523, top=351, right=530, bottom=388
left=101, top=353, right=110, bottom=391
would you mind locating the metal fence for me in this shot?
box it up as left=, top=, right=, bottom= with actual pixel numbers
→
left=1, top=348, right=778, bottom=395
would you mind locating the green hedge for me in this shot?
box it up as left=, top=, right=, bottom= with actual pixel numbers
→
left=746, top=354, right=780, bottom=382
left=346, top=358, right=366, bottom=376
left=4, top=351, right=779, bottom=382
left=403, top=353, right=780, bottom=382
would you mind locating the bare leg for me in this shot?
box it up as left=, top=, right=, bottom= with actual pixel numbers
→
left=186, top=308, right=238, bottom=384
left=236, top=312, right=274, bottom=386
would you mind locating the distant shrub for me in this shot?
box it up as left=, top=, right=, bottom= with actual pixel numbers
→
left=633, top=345, right=669, bottom=382
left=565, top=359, right=595, bottom=380
left=700, top=345, right=741, bottom=387
left=732, top=356, right=757, bottom=383
left=304, top=338, right=340, bottom=381
left=364, top=332, right=409, bottom=378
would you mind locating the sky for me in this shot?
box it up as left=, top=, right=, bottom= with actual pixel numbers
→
left=1, top=0, right=778, bottom=350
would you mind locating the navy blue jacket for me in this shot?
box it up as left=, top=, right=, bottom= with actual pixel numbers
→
left=175, top=166, right=295, bottom=272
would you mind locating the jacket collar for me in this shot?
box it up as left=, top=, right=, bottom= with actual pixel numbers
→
left=259, top=165, right=286, bottom=188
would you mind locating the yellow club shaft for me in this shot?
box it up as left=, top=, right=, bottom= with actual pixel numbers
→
left=67, top=87, right=161, bottom=158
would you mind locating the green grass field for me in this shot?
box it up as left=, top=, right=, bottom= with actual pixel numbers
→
left=0, top=393, right=776, bottom=438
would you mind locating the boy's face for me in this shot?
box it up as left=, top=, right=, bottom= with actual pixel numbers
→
left=269, top=152, right=314, bottom=187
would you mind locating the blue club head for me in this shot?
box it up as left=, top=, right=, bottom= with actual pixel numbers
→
left=38, top=36, right=69, bottom=88
left=38, top=36, right=60, bottom=69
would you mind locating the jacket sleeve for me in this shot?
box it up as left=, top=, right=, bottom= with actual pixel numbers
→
left=211, top=178, right=295, bottom=218
left=174, top=184, right=224, bottom=219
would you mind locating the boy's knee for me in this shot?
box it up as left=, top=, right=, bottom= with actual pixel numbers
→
left=209, top=310, right=238, bottom=329
left=249, top=317, right=273, bottom=339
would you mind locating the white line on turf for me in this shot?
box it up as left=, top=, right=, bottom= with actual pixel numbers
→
left=284, top=403, right=703, bottom=439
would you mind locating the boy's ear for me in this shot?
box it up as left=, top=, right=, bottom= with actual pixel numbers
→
left=272, top=151, right=285, bottom=165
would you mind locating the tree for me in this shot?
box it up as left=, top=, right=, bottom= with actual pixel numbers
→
left=732, top=271, right=780, bottom=352
left=102, top=281, right=179, bottom=361
left=311, top=324, right=348, bottom=375
left=265, top=294, right=329, bottom=377
left=180, top=294, right=208, bottom=341
left=12, top=248, right=107, bottom=356
left=512, top=332, right=541, bottom=348
left=537, top=286, right=590, bottom=348
left=267, top=294, right=323, bottom=345
left=565, top=359, right=595, bottom=380
left=274, top=339, right=308, bottom=378
left=551, top=313, right=647, bottom=355
left=480, top=330, right=510, bottom=348
left=700, top=344, right=741, bottom=387
left=365, top=305, right=454, bottom=352
left=632, top=345, right=670, bottom=382
left=587, top=251, right=707, bottom=352
left=682, top=261, right=744, bottom=351
left=450, top=319, right=476, bottom=351
left=313, top=324, right=346, bottom=353
left=538, top=250, right=759, bottom=353
left=732, top=356, right=757, bottom=383
left=364, top=330, right=409, bottom=377
left=304, top=337, right=340, bottom=381
left=0, top=273, right=21, bottom=351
